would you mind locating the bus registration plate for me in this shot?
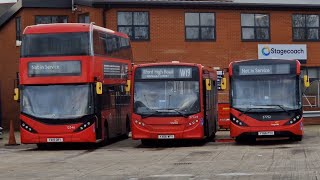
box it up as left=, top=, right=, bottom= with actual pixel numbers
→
left=47, top=138, right=64, bottom=142
left=158, top=135, right=175, bottom=139
left=258, top=131, right=274, bottom=136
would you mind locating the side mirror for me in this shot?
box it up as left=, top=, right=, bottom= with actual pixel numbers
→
left=221, top=77, right=227, bottom=90
left=205, top=79, right=212, bottom=91
left=13, top=88, right=19, bottom=101
left=96, top=82, right=103, bottom=95
left=304, top=75, right=310, bottom=88
left=125, top=80, right=131, bottom=92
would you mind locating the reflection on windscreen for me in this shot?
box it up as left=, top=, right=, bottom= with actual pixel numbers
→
left=22, top=85, right=93, bottom=119
left=232, top=76, right=299, bottom=110
left=134, top=81, right=200, bottom=115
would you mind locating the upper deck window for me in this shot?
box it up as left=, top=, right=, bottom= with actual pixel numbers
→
left=35, top=16, right=68, bottom=24
left=21, top=32, right=90, bottom=57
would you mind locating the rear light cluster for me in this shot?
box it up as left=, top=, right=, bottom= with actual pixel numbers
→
left=21, top=121, right=37, bottom=133
left=187, top=119, right=199, bottom=126
left=230, top=115, right=248, bottom=126
left=285, top=114, right=302, bottom=125
left=134, top=120, right=145, bottom=127
left=74, top=119, right=95, bottom=132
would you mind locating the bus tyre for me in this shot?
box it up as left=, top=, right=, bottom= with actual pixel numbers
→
left=37, top=143, right=47, bottom=150
left=125, top=118, right=131, bottom=138
left=141, top=139, right=153, bottom=146
left=291, top=135, right=302, bottom=141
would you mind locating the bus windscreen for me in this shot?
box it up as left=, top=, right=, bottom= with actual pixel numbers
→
left=21, top=32, right=90, bottom=57
left=232, top=75, right=300, bottom=111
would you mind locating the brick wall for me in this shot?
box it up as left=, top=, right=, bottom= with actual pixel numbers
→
left=1, top=7, right=320, bottom=129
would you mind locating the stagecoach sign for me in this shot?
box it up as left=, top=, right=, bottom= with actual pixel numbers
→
left=258, top=44, right=307, bottom=61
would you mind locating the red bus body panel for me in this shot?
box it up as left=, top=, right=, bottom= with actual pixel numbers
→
left=131, top=113, right=205, bottom=140
left=229, top=108, right=303, bottom=138
left=218, top=103, right=230, bottom=129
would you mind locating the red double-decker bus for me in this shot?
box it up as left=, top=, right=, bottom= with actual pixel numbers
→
left=229, top=59, right=305, bottom=142
left=17, top=23, right=132, bottom=148
left=131, top=62, right=219, bottom=145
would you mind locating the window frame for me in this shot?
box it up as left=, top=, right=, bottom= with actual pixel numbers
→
left=78, top=13, right=90, bottom=23
left=35, top=15, right=68, bottom=25
left=184, top=12, right=216, bottom=42
left=15, top=16, right=21, bottom=41
left=240, top=13, right=271, bottom=42
left=117, top=11, right=150, bottom=41
left=292, top=14, right=320, bottom=42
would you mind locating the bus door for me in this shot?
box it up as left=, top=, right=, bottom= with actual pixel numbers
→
left=115, top=89, right=123, bottom=135
left=101, top=86, right=117, bottom=138
left=203, top=79, right=214, bottom=137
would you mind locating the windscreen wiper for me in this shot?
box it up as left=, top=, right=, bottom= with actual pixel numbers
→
left=172, top=109, right=189, bottom=118
left=264, top=104, right=290, bottom=114
left=141, top=110, right=159, bottom=119
left=239, top=107, right=264, bottom=116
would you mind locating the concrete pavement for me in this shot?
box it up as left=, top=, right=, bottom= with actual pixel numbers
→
left=0, top=126, right=319, bottom=179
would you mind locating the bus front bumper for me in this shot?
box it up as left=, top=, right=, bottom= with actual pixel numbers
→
left=131, top=122, right=205, bottom=140
left=230, top=120, right=304, bottom=138
left=20, top=125, right=96, bottom=144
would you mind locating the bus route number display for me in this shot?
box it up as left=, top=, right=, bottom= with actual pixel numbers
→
left=28, top=61, right=81, bottom=77
left=141, top=67, right=192, bottom=79
left=238, top=64, right=290, bottom=76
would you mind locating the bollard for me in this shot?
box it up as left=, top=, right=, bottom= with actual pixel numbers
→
left=5, top=119, right=19, bottom=146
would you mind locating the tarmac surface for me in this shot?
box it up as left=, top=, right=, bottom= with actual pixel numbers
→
left=1, top=126, right=320, bottom=180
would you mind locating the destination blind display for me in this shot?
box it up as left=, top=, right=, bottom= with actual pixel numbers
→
left=28, top=61, right=81, bottom=77
left=140, top=67, right=193, bottom=79
left=238, top=64, right=291, bottom=76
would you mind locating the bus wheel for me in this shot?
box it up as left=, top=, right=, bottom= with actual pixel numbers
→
left=37, top=143, right=48, bottom=150
left=125, top=118, right=131, bottom=138
left=141, top=139, right=153, bottom=146
left=101, top=123, right=109, bottom=146
left=291, top=135, right=302, bottom=141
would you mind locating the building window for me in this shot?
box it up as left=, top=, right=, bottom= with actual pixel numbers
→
left=35, top=16, right=68, bottom=24
left=241, top=13, right=270, bottom=41
left=117, top=12, right=149, bottom=41
left=15, top=17, right=21, bottom=41
left=78, top=13, right=90, bottom=23
left=185, top=12, right=215, bottom=41
left=293, top=14, right=320, bottom=41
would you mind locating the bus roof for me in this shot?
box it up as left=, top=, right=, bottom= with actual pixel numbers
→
left=23, top=23, right=129, bottom=38
left=135, top=62, right=203, bottom=68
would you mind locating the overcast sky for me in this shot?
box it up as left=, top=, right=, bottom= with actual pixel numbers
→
left=0, top=0, right=17, bottom=4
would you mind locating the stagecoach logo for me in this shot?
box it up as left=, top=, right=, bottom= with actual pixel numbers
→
left=262, top=115, right=272, bottom=119
left=262, top=46, right=271, bottom=56
left=271, top=121, right=280, bottom=126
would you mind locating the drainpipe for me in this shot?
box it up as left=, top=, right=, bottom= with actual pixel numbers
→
left=102, top=5, right=107, bottom=28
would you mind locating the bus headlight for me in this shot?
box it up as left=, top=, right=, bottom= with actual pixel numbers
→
left=230, top=115, right=248, bottom=126
left=134, top=120, right=145, bottom=127
left=285, top=113, right=302, bottom=125
left=21, top=120, right=37, bottom=133
left=74, top=119, right=95, bottom=132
